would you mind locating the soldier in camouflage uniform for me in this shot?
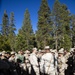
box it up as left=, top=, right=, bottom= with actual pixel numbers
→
left=57, top=49, right=67, bottom=75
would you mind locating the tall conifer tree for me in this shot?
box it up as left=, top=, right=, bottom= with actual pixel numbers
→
left=60, top=4, right=72, bottom=50
left=9, top=12, right=16, bottom=50
left=52, top=0, right=61, bottom=49
left=2, top=10, right=9, bottom=36
left=52, top=0, right=72, bottom=50
left=37, top=0, right=52, bottom=49
left=16, top=9, right=33, bottom=50
left=71, top=15, right=75, bottom=47
left=0, top=10, right=11, bottom=51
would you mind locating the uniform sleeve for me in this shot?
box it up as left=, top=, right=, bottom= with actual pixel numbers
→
left=29, top=54, right=38, bottom=66
left=60, top=57, right=67, bottom=72
left=40, top=56, right=45, bottom=73
left=40, top=57, right=44, bottom=66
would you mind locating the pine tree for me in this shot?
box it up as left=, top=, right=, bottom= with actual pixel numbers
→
left=71, top=15, right=75, bottom=47
left=52, top=0, right=72, bottom=50
left=60, top=4, right=72, bottom=50
left=0, top=34, right=4, bottom=51
left=0, top=10, right=11, bottom=51
left=16, top=9, right=33, bottom=51
left=52, top=0, right=61, bottom=49
left=1, top=10, right=9, bottom=36
left=36, top=0, right=52, bottom=49
left=9, top=12, right=16, bottom=50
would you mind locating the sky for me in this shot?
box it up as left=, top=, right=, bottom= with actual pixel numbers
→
left=0, top=0, right=75, bottom=34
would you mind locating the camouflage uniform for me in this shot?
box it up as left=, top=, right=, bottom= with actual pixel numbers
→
left=58, top=55, right=66, bottom=75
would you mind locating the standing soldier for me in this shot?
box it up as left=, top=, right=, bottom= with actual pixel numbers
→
left=15, top=50, right=26, bottom=75
left=51, top=49, right=58, bottom=75
left=24, top=50, right=31, bottom=75
left=16, top=50, right=25, bottom=63
left=40, top=46, right=55, bottom=75
left=57, top=49, right=67, bottom=75
left=29, top=48, right=40, bottom=75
